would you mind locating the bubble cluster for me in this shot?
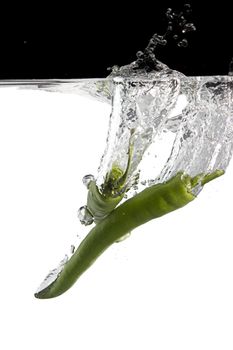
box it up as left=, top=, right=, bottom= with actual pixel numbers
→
left=134, top=3, right=196, bottom=71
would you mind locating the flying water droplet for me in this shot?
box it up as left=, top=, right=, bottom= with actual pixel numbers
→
left=70, top=245, right=75, bottom=254
left=77, top=205, right=94, bottom=225
left=136, top=51, right=144, bottom=59
left=178, top=39, right=188, bottom=47
left=82, top=174, right=95, bottom=189
left=161, top=39, right=167, bottom=46
left=182, top=23, right=196, bottom=33
left=184, top=3, right=192, bottom=14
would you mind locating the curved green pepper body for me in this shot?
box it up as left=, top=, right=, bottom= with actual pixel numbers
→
left=35, top=170, right=223, bottom=299
left=87, top=144, right=133, bottom=223
left=35, top=172, right=196, bottom=299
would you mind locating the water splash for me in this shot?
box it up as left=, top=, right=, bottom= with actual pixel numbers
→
left=35, top=5, right=233, bottom=296
left=109, top=4, right=196, bottom=76
left=36, top=255, right=68, bottom=294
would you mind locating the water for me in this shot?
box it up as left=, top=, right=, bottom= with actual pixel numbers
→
left=82, top=174, right=95, bottom=189
left=108, top=4, right=196, bottom=76
left=93, top=76, right=233, bottom=201
left=33, top=4, right=233, bottom=294
left=32, top=74, right=233, bottom=293
left=77, top=205, right=94, bottom=226
left=1, top=77, right=233, bottom=348
left=36, top=255, right=68, bottom=294
left=229, top=58, right=233, bottom=76
left=70, top=245, right=75, bottom=254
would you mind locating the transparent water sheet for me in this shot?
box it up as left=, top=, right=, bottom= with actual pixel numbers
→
left=1, top=76, right=232, bottom=192
left=1, top=77, right=233, bottom=348
left=1, top=77, right=233, bottom=292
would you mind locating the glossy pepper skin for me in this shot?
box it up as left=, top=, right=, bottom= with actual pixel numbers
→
left=87, top=145, right=133, bottom=223
left=36, top=171, right=224, bottom=299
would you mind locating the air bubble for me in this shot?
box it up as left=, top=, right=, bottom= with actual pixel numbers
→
left=178, top=39, right=188, bottom=47
left=136, top=51, right=144, bottom=58
left=77, top=206, right=94, bottom=226
left=182, top=23, right=196, bottom=33
left=161, top=39, right=167, bottom=46
left=184, top=3, right=192, bottom=13
left=82, top=174, right=95, bottom=189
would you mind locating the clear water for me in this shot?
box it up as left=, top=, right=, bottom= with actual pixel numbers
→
left=1, top=78, right=233, bottom=349
left=93, top=76, right=233, bottom=199
left=9, top=75, right=231, bottom=292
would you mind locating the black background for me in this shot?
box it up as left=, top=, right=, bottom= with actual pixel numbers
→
left=0, top=0, right=232, bottom=78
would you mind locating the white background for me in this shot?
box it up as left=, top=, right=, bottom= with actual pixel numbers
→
left=0, top=86, right=233, bottom=350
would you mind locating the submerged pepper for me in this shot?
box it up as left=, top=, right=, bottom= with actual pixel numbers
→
left=87, top=144, right=133, bottom=223
left=35, top=170, right=223, bottom=299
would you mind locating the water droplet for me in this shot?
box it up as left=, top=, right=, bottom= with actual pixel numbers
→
left=82, top=174, right=95, bottom=189
left=70, top=245, right=75, bottom=254
left=184, top=3, right=192, bottom=13
left=178, top=39, right=188, bottom=47
left=182, top=23, right=196, bottom=33
left=124, top=193, right=128, bottom=199
left=141, top=180, right=147, bottom=186
left=160, top=39, right=167, bottom=46
left=166, top=13, right=174, bottom=20
left=152, top=34, right=165, bottom=45
left=136, top=51, right=144, bottom=58
left=77, top=206, right=94, bottom=226
left=173, top=34, right=179, bottom=40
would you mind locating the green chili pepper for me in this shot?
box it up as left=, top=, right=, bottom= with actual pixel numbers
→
left=87, top=144, right=133, bottom=223
left=35, top=170, right=223, bottom=299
